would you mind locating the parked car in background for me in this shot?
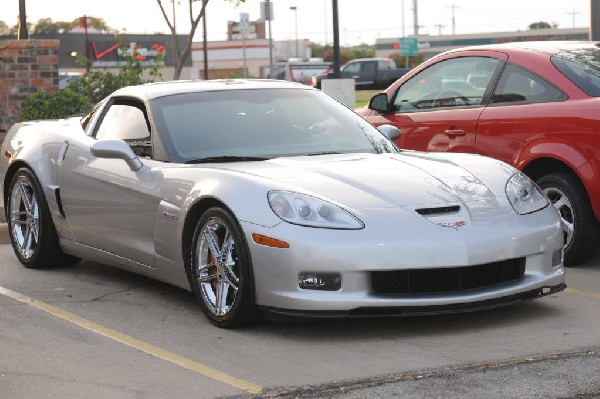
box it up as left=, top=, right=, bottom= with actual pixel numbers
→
left=58, top=72, right=83, bottom=90
left=357, top=41, right=600, bottom=265
left=1, top=80, right=564, bottom=328
left=314, top=58, right=411, bottom=89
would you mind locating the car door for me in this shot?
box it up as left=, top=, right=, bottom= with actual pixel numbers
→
left=341, top=60, right=376, bottom=88
left=59, top=97, right=162, bottom=269
left=377, top=53, right=506, bottom=153
left=476, top=63, right=569, bottom=166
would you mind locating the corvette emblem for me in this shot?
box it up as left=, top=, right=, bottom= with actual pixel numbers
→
left=437, top=220, right=466, bottom=230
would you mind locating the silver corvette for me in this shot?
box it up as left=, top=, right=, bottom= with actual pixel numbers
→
left=1, top=80, right=565, bottom=328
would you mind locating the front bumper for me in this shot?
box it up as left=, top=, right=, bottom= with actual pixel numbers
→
left=260, top=283, right=566, bottom=318
left=242, top=204, right=566, bottom=314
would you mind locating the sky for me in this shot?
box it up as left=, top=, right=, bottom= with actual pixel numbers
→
left=0, top=0, right=592, bottom=45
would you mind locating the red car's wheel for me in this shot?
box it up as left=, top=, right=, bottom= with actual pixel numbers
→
left=538, top=172, right=600, bottom=266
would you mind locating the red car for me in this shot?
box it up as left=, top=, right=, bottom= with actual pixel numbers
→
left=357, top=41, right=600, bottom=265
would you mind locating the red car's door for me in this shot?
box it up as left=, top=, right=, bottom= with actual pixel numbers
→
left=365, top=53, right=508, bottom=153
left=476, top=63, right=570, bottom=166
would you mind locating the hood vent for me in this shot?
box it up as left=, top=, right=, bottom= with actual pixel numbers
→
left=416, top=205, right=460, bottom=216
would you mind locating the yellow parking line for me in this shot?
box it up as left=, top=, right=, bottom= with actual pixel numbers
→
left=0, top=285, right=263, bottom=394
left=565, top=287, right=600, bottom=299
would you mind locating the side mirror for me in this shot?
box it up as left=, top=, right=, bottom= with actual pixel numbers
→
left=368, top=93, right=390, bottom=113
left=377, top=124, right=401, bottom=141
left=90, top=139, right=143, bottom=171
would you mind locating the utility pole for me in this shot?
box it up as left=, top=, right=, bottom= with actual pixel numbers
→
left=568, top=10, right=578, bottom=28
left=448, top=4, right=458, bottom=35
left=202, top=5, right=208, bottom=79
left=592, top=0, right=600, bottom=40
left=413, top=0, right=419, bottom=36
left=434, top=23, right=444, bottom=35
left=18, top=0, right=28, bottom=39
left=332, top=0, right=340, bottom=78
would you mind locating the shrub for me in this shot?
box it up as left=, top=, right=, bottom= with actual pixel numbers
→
left=20, top=89, right=93, bottom=121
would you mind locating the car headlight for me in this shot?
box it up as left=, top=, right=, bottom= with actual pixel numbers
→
left=268, top=191, right=364, bottom=229
left=506, top=173, right=549, bottom=215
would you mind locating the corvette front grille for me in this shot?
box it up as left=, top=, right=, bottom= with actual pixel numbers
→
left=371, top=258, right=526, bottom=295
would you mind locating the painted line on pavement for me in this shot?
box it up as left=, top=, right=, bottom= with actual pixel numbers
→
left=565, top=287, right=600, bottom=299
left=0, top=285, right=263, bottom=394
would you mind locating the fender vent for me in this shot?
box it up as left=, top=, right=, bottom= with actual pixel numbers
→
left=416, top=205, right=460, bottom=215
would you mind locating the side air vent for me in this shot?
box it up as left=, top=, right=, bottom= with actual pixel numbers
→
left=415, top=205, right=460, bottom=216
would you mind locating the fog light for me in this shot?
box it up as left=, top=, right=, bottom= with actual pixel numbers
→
left=298, top=273, right=341, bottom=291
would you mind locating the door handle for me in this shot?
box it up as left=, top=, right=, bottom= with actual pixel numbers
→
left=444, top=129, right=466, bottom=138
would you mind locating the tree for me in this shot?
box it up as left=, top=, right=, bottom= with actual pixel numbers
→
left=32, top=17, right=110, bottom=35
left=0, top=20, right=10, bottom=35
left=155, top=0, right=244, bottom=80
left=529, top=21, right=558, bottom=29
left=33, top=18, right=62, bottom=34
left=68, top=16, right=111, bottom=32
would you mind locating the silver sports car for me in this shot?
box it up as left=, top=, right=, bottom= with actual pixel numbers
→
left=1, top=80, right=565, bottom=328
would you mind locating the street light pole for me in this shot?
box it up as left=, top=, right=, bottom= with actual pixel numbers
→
left=18, top=0, right=28, bottom=39
left=290, top=6, right=299, bottom=58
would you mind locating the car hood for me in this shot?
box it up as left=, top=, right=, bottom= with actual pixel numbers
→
left=221, top=152, right=506, bottom=210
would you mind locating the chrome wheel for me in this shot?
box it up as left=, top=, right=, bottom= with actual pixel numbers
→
left=10, top=175, right=40, bottom=259
left=543, top=186, right=574, bottom=249
left=195, top=216, right=240, bottom=317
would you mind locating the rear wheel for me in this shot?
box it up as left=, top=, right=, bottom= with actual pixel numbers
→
left=190, top=207, right=260, bottom=328
left=536, top=172, right=600, bottom=265
left=8, top=168, right=78, bottom=268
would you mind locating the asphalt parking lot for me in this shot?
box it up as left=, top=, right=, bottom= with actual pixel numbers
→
left=0, top=219, right=599, bottom=398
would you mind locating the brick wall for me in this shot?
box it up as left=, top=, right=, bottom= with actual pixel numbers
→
left=0, top=39, right=59, bottom=145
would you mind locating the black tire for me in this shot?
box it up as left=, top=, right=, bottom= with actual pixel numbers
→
left=7, top=168, right=79, bottom=268
left=536, top=172, right=600, bottom=266
left=190, top=207, right=261, bottom=328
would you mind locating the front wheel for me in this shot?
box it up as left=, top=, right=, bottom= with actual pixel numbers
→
left=190, top=207, right=261, bottom=328
left=536, top=172, right=600, bottom=265
left=8, top=168, right=78, bottom=268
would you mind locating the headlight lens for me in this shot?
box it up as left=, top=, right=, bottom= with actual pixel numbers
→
left=506, top=173, right=549, bottom=214
left=268, top=191, right=364, bottom=229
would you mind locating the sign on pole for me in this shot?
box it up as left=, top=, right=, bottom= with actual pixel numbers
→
left=399, top=38, right=418, bottom=56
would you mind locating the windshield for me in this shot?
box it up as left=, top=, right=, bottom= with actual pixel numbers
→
left=152, top=88, right=397, bottom=162
left=551, top=47, right=600, bottom=97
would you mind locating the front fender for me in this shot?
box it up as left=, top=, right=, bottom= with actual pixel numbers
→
left=516, top=139, right=600, bottom=221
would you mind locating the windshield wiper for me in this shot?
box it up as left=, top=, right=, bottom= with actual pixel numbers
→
left=185, top=156, right=270, bottom=164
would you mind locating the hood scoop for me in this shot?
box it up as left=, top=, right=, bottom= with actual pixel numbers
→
left=416, top=205, right=461, bottom=216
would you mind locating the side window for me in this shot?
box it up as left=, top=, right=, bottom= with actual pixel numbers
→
left=392, top=56, right=501, bottom=112
left=343, top=62, right=360, bottom=74
left=94, top=100, right=152, bottom=158
left=361, top=62, right=376, bottom=74
left=492, top=64, right=567, bottom=104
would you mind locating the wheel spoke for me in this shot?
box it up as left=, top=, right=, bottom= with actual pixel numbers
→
left=553, top=196, right=569, bottom=212
left=197, top=271, right=219, bottom=283
left=17, top=182, right=32, bottom=211
left=203, top=227, right=222, bottom=259
left=215, top=280, right=230, bottom=315
left=20, top=225, right=32, bottom=256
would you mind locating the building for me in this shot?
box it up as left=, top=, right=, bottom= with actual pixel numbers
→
left=191, top=18, right=310, bottom=79
left=375, top=27, right=589, bottom=60
left=1, top=32, right=193, bottom=80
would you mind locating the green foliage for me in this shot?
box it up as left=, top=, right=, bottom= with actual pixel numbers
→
left=310, top=43, right=375, bottom=65
left=33, top=16, right=110, bottom=34
left=529, top=21, right=558, bottom=29
left=20, top=90, right=93, bottom=121
left=67, top=40, right=165, bottom=103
